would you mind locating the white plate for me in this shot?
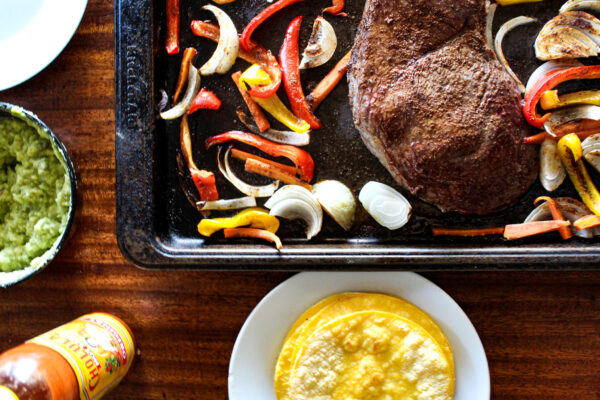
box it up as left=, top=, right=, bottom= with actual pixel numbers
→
left=229, top=272, right=490, bottom=400
left=0, top=0, right=87, bottom=91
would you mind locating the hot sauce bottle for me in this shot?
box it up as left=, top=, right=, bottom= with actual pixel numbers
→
left=0, top=313, right=135, bottom=400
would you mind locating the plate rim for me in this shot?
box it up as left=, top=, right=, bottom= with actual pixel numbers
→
left=228, top=271, right=491, bottom=400
left=0, top=0, right=88, bottom=91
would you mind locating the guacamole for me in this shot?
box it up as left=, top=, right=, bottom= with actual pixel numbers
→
left=0, top=116, right=71, bottom=272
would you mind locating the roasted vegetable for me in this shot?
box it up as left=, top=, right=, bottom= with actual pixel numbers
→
left=300, top=17, right=337, bottom=69
left=280, top=17, right=322, bottom=129
left=534, top=196, right=573, bottom=239
left=240, top=0, right=303, bottom=52
left=166, top=0, right=180, bottom=54
left=199, top=5, right=239, bottom=75
left=265, top=185, right=323, bottom=239
left=307, top=51, right=350, bottom=111
left=180, top=116, right=219, bottom=201
left=535, top=11, right=600, bottom=60
left=188, top=88, right=221, bottom=114
left=359, top=181, right=412, bottom=230
left=540, top=90, right=600, bottom=110
left=174, top=48, right=198, bottom=103
left=197, top=208, right=279, bottom=236
left=557, top=133, right=600, bottom=215
left=503, top=220, right=571, bottom=240
left=206, top=131, right=315, bottom=181
left=223, top=228, right=283, bottom=249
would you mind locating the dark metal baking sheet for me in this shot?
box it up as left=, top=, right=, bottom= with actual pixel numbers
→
left=115, top=0, right=600, bottom=269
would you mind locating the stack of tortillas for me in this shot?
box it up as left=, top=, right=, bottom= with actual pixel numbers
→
left=274, top=292, right=455, bottom=400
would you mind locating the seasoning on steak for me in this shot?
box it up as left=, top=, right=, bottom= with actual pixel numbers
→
left=348, top=0, right=538, bottom=215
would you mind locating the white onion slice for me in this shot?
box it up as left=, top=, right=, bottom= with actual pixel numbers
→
left=524, top=197, right=599, bottom=237
left=495, top=16, right=537, bottom=94
left=486, top=3, right=498, bottom=53
left=160, top=65, right=200, bottom=119
left=540, top=138, right=567, bottom=192
left=299, top=17, right=337, bottom=69
left=544, top=105, right=600, bottom=136
left=312, top=180, right=356, bottom=231
left=237, top=109, right=310, bottom=146
left=217, top=148, right=279, bottom=197
left=582, top=134, right=600, bottom=173
left=358, top=181, right=412, bottom=230
left=265, top=185, right=323, bottom=239
left=197, top=196, right=257, bottom=211
left=561, top=0, right=600, bottom=13
left=525, top=60, right=583, bottom=96
left=200, top=5, right=239, bottom=75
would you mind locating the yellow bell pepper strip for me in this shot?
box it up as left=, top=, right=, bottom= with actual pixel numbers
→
left=197, top=208, right=280, bottom=236
left=503, top=220, right=571, bottom=240
left=557, top=133, right=600, bottom=215
left=573, top=214, right=600, bottom=231
left=496, top=0, right=543, bottom=4
left=524, top=65, right=600, bottom=128
left=223, top=228, right=283, bottom=249
left=534, top=196, right=573, bottom=240
left=251, top=91, right=310, bottom=133
left=540, top=90, right=600, bottom=110
left=205, top=130, right=315, bottom=181
left=240, top=64, right=273, bottom=85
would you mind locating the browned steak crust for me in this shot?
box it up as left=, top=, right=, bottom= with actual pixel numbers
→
left=348, top=0, right=538, bottom=215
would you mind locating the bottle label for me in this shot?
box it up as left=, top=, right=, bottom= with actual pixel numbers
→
left=0, top=385, right=19, bottom=400
left=28, top=313, right=135, bottom=400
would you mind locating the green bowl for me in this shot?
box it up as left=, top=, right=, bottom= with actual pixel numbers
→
left=0, top=102, right=78, bottom=288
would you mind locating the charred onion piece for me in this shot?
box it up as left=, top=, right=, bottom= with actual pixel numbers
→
left=494, top=16, right=537, bottom=93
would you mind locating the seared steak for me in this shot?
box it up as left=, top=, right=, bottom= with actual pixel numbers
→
left=348, top=0, right=538, bottom=214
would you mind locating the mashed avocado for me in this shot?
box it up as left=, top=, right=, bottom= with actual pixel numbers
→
left=0, top=116, right=71, bottom=272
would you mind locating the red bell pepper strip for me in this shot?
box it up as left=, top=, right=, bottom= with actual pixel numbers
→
left=191, top=21, right=282, bottom=98
left=523, top=65, right=600, bottom=128
left=323, top=0, right=347, bottom=16
left=432, top=227, right=505, bottom=236
left=307, top=51, right=350, bottom=111
left=239, top=0, right=304, bottom=52
left=174, top=48, right=198, bottom=103
left=205, top=131, right=315, bottom=181
left=244, top=158, right=313, bottom=190
left=190, top=168, right=219, bottom=201
left=223, top=228, right=283, bottom=249
left=166, top=0, right=180, bottom=54
left=188, top=88, right=222, bottom=114
left=534, top=196, right=573, bottom=240
left=232, top=71, right=271, bottom=132
left=180, top=116, right=219, bottom=201
left=279, top=17, right=322, bottom=129
left=503, top=220, right=571, bottom=240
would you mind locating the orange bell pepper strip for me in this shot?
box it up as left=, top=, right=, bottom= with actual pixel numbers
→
left=432, top=227, right=505, bottom=237
left=206, top=131, right=315, bottom=181
left=231, top=148, right=300, bottom=176
left=279, top=16, right=322, bottom=129
left=307, top=51, right=350, bottom=111
left=503, top=220, right=571, bottom=240
left=166, top=0, right=180, bottom=54
left=180, top=116, right=219, bottom=201
left=174, top=48, right=198, bottom=103
left=190, top=20, right=282, bottom=98
left=232, top=71, right=270, bottom=132
left=223, top=228, right=283, bottom=249
left=534, top=196, right=573, bottom=240
left=573, top=214, right=600, bottom=231
left=524, top=119, right=600, bottom=144
left=244, top=158, right=312, bottom=190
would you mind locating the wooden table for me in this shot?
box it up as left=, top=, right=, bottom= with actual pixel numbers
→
left=2, top=1, right=599, bottom=399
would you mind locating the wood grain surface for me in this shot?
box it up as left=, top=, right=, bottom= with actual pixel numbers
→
left=1, top=1, right=600, bottom=399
